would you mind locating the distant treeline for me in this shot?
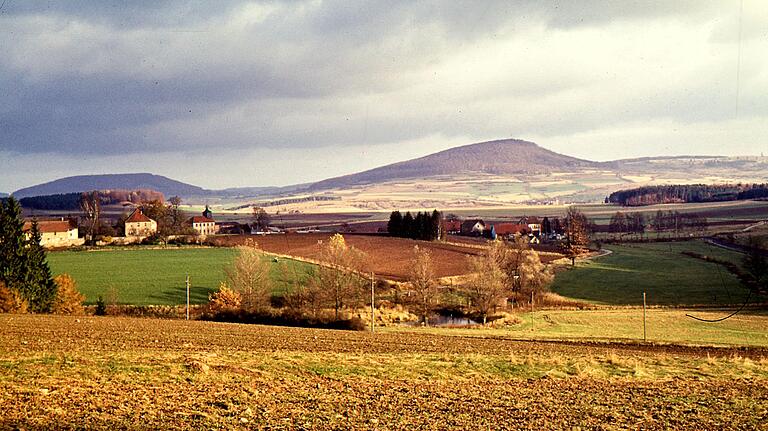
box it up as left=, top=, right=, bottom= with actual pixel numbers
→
left=18, top=189, right=165, bottom=210
left=607, top=184, right=768, bottom=206
left=387, top=210, right=443, bottom=241
left=229, top=195, right=340, bottom=210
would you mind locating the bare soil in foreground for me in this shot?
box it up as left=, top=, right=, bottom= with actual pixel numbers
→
left=1, top=314, right=766, bottom=430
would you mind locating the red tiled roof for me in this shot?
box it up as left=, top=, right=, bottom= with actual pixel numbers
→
left=493, top=223, right=529, bottom=236
left=442, top=220, right=462, bottom=231
left=126, top=209, right=153, bottom=223
left=189, top=216, right=215, bottom=224
left=23, top=220, right=75, bottom=233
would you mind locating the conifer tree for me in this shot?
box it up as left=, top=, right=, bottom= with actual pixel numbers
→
left=0, top=197, right=57, bottom=312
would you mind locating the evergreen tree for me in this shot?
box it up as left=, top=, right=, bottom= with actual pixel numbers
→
left=430, top=210, right=443, bottom=240
left=402, top=212, right=414, bottom=239
left=542, top=217, right=552, bottom=235
left=23, top=221, right=57, bottom=312
left=0, top=197, right=56, bottom=312
left=387, top=211, right=403, bottom=237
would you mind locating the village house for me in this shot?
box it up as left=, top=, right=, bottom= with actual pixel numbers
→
left=460, top=219, right=486, bottom=236
left=124, top=208, right=158, bottom=237
left=23, top=218, right=82, bottom=247
left=492, top=222, right=530, bottom=239
left=189, top=213, right=216, bottom=235
left=442, top=219, right=462, bottom=235
left=518, top=216, right=542, bottom=236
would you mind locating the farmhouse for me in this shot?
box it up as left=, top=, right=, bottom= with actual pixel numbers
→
left=189, top=215, right=216, bottom=235
left=493, top=223, right=529, bottom=238
left=460, top=219, right=486, bottom=236
left=125, top=209, right=158, bottom=237
left=518, top=216, right=542, bottom=235
left=443, top=219, right=462, bottom=234
left=23, top=218, right=82, bottom=247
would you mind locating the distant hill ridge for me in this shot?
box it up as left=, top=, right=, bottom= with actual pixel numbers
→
left=309, top=139, right=603, bottom=190
left=13, top=173, right=207, bottom=199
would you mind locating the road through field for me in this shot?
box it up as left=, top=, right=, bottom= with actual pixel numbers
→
left=1, top=315, right=766, bottom=430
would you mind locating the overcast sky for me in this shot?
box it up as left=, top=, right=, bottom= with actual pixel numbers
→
left=1, top=0, right=767, bottom=192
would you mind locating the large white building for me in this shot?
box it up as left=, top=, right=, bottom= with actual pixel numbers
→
left=124, top=208, right=157, bottom=237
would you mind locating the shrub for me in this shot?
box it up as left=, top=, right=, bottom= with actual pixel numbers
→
left=207, top=282, right=242, bottom=314
left=95, top=296, right=107, bottom=316
left=51, top=274, right=85, bottom=315
left=0, top=281, right=28, bottom=313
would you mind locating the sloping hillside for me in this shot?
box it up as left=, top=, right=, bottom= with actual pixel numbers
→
left=13, top=173, right=207, bottom=199
left=310, top=139, right=601, bottom=190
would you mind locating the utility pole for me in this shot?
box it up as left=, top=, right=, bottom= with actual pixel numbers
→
left=370, top=272, right=375, bottom=333
left=186, top=274, right=190, bottom=321
left=642, top=291, right=647, bottom=342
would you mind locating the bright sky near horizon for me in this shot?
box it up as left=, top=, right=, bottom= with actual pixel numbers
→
left=1, top=0, right=767, bottom=192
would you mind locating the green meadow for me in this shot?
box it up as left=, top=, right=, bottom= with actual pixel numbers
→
left=551, top=241, right=753, bottom=306
left=47, top=247, right=315, bottom=306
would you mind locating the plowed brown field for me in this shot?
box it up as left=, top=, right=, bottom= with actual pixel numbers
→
left=1, top=315, right=766, bottom=430
left=213, top=234, right=509, bottom=280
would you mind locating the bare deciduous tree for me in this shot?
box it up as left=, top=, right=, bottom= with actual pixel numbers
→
left=407, top=245, right=439, bottom=325
left=465, top=251, right=507, bottom=325
left=225, top=241, right=272, bottom=312
left=79, top=191, right=101, bottom=244
left=315, top=234, right=367, bottom=319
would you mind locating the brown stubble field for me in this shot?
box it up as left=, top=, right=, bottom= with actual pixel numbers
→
left=1, top=314, right=767, bottom=430
left=212, top=233, right=539, bottom=281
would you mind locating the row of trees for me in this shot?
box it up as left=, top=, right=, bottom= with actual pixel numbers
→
left=0, top=197, right=84, bottom=314
left=208, top=235, right=372, bottom=322
left=608, top=210, right=708, bottom=239
left=208, top=234, right=555, bottom=327
left=607, top=183, right=768, bottom=206
left=387, top=210, right=444, bottom=241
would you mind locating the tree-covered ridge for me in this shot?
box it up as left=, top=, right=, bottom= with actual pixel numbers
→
left=17, top=189, right=165, bottom=210
left=607, top=184, right=768, bottom=206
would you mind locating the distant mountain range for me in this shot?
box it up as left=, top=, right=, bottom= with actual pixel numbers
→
left=11, top=139, right=768, bottom=210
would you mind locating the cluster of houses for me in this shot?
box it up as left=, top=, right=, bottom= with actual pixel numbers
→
left=443, top=216, right=564, bottom=243
left=25, top=205, right=266, bottom=248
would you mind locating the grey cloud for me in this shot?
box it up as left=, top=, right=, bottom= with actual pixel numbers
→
left=0, top=0, right=763, bottom=161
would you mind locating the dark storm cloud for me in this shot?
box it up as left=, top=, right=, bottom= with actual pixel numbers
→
left=0, top=0, right=761, bottom=160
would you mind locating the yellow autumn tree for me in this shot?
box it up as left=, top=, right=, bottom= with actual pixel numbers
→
left=208, top=282, right=242, bottom=314
left=52, top=274, right=85, bottom=315
left=0, top=281, right=28, bottom=314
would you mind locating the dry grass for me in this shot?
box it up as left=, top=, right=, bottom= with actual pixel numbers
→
left=1, top=314, right=767, bottom=429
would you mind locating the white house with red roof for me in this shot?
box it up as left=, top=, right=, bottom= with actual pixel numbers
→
left=23, top=218, right=82, bottom=247
left=125, top=208, right=157, bottom=237
left=188, top=215, right=216, bottom=236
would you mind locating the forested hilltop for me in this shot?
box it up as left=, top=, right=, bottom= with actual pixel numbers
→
left=607, top=184, right=768, bottom=206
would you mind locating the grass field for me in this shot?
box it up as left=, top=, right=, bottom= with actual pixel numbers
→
left=46, top=247, right=315, bottom=306
left=551, top=241, right=754, bottom=306
left=393, top=309, right=768, bottom=347
left=1, top=314, right=766, bottom=429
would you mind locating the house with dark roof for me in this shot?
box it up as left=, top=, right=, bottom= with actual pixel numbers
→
left=125, top=209, right=157, bottom=237
left=460, top=219, right=486, bottom=236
